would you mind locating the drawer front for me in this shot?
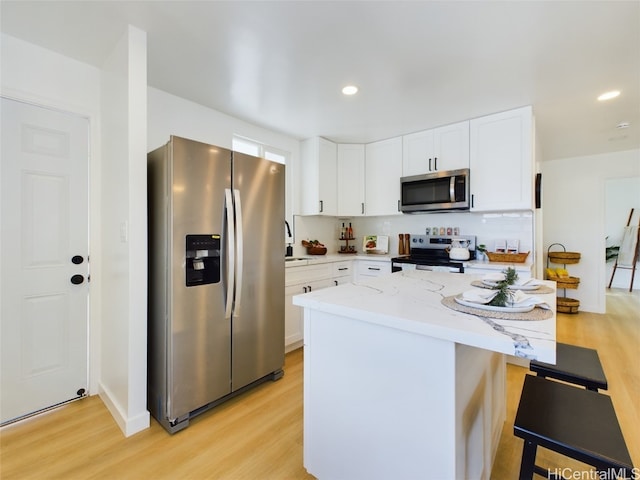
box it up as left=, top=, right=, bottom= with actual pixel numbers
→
left=357, top=260, right=391, bottom=276
left=286, top=263, right=334, bottom=286
left=333, top=261, right=353, bottom=278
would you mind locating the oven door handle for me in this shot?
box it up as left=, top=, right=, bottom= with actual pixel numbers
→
left=416, top=264, right=462, bottom=273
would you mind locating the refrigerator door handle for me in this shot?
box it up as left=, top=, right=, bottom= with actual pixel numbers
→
left=233, top=189, right=244, bottom=314
left=224, top=188, right=235, bottom=319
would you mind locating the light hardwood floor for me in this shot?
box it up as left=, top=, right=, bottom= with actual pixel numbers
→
left=1, top=290, right=638, bottom=479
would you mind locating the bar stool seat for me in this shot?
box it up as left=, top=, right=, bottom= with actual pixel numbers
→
left=514, top=375, right=633, bottom=479
left=530, top=342, right=607, bottom=391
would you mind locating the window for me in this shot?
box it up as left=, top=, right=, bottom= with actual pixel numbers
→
left=232, top=137, right=260, bottom=157
left=232, top=136, right=287, bottom=165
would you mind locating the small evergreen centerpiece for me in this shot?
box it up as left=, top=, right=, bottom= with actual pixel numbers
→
left=489, top=267, right=519, bottom=307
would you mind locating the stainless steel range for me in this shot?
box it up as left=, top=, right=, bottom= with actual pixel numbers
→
left=391, top=234, right=477, bottom=273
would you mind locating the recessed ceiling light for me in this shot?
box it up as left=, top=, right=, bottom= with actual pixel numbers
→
left=342, top=85, right=358, bottom=95
left=597, top=90, right=620, bottom=101
left=616, top=121, right=631, bottom=129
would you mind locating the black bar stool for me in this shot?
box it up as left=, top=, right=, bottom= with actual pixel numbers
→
left=514, top=375, right=633, bottom=479
left=529, top=342, right=607, bottom=391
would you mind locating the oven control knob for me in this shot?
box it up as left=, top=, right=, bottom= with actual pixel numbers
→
left=418, top=238, right=424, bottom=243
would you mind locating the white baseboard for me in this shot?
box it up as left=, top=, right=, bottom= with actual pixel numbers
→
left=98, top=383, right=150, bottom=437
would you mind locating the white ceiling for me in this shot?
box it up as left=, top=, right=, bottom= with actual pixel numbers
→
left=2, top=1, right=639, bottom=160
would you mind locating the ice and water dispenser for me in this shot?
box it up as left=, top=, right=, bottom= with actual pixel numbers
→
left=185, top=234, right=221, bottom=287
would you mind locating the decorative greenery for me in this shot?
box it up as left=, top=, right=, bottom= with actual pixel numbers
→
left=489, top=267, right=519, bottom=307
left=504, top=267, right=519, bottom=285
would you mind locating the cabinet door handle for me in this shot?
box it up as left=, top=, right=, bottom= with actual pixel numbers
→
left=303, top=286, right=307, bottom=293
left=397, top=199, right=401, bottom=212
left=319, top=200, right=323, bottom=213
left=471, top=194, right=475, bottom=208
left=334, top=280, right=338, bottom=286
left=428, top=158, right=432, bottom=171
left=308, top=285, right=312, bottom=292
left=338, top=267, right=348, bottom=271
left=368, top=267, right=381, bottom=271
left=434, top=157, right=438, bottom=171
left=361, top=203, right=365, bottom=214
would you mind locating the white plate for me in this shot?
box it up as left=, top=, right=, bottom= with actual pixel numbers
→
left=454, top=295, right=535, bottom=313
left=481, top=280, right=540, bottom=291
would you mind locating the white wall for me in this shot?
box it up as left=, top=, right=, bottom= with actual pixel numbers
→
left=99, top=25, right=150, bottom=437
left=542, top=149, right=640, bottom=313
left=148, top=87, right=302, bottom=224
left=0, top=33, right=104, bottom=401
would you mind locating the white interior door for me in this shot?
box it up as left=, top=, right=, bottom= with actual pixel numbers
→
left=1, top=97, right=89, bottom=425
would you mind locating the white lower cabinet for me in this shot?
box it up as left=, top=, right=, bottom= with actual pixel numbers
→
left=285, top=260, right=354, bottom=352
left=285, top=279, right=333, bottom=352
left=332, top=261, right=353, bottom=286
left=356, top=259, right=392, bottom=281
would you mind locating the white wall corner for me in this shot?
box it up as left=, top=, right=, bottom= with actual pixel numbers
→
left=100, top=23, right=150, bottom=434
left=98, top=382, right=150, bottom=437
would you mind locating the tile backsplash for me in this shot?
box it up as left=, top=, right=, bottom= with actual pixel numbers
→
left=292, top=211, right=534, bottom=258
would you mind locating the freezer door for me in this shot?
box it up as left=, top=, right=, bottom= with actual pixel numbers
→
left=168, top=137, right=232, bottom=420
left=231, top=152, right=285, bottom=390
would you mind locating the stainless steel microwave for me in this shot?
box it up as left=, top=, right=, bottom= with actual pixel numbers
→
left=400, top=168, right=470, bottom=213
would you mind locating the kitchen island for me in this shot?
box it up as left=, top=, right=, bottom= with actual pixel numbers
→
left=293, top=270, right=556, bottom=480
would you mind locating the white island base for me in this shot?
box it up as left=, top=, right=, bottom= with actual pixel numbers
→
left=304, top=309, right=505, bottom=479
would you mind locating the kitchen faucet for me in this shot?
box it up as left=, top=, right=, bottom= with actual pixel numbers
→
left=285, top=220, right=293, bottom=257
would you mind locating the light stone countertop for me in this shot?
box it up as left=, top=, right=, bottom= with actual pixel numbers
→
left=293, top=269, right=556, bottom=363
left=285, top=253, right=392, bottom=267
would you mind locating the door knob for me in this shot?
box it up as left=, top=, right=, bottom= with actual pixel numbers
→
left=70, top=274, right=84, bottom=285
left=71, top=255, right=84, bottom=264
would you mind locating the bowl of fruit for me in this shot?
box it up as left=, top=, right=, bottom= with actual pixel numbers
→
left=302, top=239, right=327, bottom=255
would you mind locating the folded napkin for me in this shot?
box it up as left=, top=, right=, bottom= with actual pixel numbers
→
left=508, top=290, right=550, bottom=309
left=461, top=288, right=550, bottom=309
left=482, top=272, right=505, bottom=282
left=462, top=289, right=498, bottom=304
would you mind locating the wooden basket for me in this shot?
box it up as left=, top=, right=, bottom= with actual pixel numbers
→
left=486, top=251, right=530, bottom=263
left=556, top=276, right=580, bottom=289
left=548, top=251, right=581, bottom=264
left=557, top=296, right=580, bottom=314
left=306, top=246, right=327, bottom=255
left=302, top=240, right=327, bottom=255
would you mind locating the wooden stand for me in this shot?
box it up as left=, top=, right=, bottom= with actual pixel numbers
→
left=338, top=236, right=356, bottom=254
left=608, top=208, right=639, bottom=292
left=547, top=243, right=580, bottom=314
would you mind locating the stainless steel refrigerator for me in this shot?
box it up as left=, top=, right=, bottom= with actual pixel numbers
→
left=147, top=135, right=285, bottom=433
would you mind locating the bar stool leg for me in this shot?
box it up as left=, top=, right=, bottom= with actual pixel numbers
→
left=519, top=440, right=537, bottom=480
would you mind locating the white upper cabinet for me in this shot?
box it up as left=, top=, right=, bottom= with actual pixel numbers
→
left=337, top=144, right=365, bottom=217
left=365, top=137, right=403, bottom=216
left=469, top=106, right=534, bottom=211
left=402, top=121, right=470, bottom=177
left=300, top=137, right=337, bottom=215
